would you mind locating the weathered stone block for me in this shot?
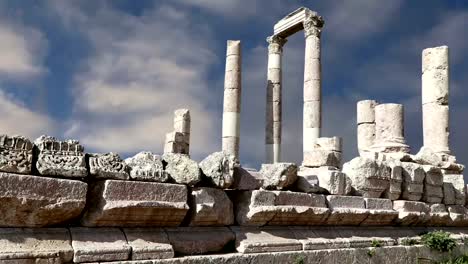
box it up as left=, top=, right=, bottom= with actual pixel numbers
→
left=401, top=162, right=425, bottom=201
left=125, top=151, right=169, bottom=182
left=427, top=203, right=451, bottom=226
left=162, top=153, right=201, bottom=186
left=303, top=150, right=342, bottom=168
left=199, top=151, right=239, bottom=189
left=415, top=147, right=463, bottom=172
left=231, top=167, right=263, bottom=190
left=325, top=195, right=369, bottom=225
left=0, top=135, right=33, bottom=174
left=297, top=166, right=350, bottom=195
left=383, top=160, right=403, bottom=200
left=447, top=205, right=468, bottom=226
left=314, top=137, right=342, bottom=152
left=70, top=227, right=130, bottom=263
left=361, top=198, right=398, bottom=226
left=393, top=200, right=430, bottom=226
left=166, top=227, right=235, bottom=255
left=123, top=228, right=174, bottom=260
left=189, top=187, right=234, bottom=226
left=0, top=172, right=87, bottom=227
left=357, top=100, right=378, bottom=124
left=232, top=226, right=301, bottom=253
left=260, top=163, right=297, bottom=190
left=343, top=157, right=390, bottom=198
left=422, top=165, right=443, bottom=203
left=89, top=152, right=129, bottom=180
left=443, top=173, right=465, bottom=205
left=81, top=180, right=189, bottom=227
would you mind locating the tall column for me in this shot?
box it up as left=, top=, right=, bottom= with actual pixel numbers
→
left=422, top=46, right=450, bottom=153
left=357, top=100, right=378, bottom=155
left=371, top=103, right=410, bottom=153
left=265, top=35, right=286, bottom=163
left=302, top=14, right=324, bottom=163
left=222, top=40, right=241, bottom=158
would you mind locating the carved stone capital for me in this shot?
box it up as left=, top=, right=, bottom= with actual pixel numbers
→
left=266, top=35, right=287, bottom=53
left=303, top=12, right=324, bottom=38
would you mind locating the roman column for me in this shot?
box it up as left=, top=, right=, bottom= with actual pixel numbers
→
left=357, top=100, right=378, bottom=155
left=222, top=40, right=241, bottom=158
left=265, top=35, right=286, bottom=163
left=302, top=13, right=324, bottom=163
left=422, top=46, right=450, bottom=153
left=371, top=103, right=410, bottom=153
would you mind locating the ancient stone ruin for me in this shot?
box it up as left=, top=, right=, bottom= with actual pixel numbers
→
left=1, top=7, right=468, bottom=264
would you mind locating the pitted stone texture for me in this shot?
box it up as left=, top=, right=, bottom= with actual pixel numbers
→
left=303, top=150, right=342, bottom=168
left=443, top=172, right=465, bottom=205
left=81, top=180, right=188, bottom=227
left=325, top=195, right=369, bottom=225
left=422, top=166, right=443, bottom=203
left=234, top=190, right=329, bottom=226
left=0, top=172, right=87, bottom=227
left=314, top=137, right=342, bottom=152
left=199, top=151, right=239, bottom=189
left=34, top=135, right=87, bottom=178
left=164, top=132, right=189, bottom=155
left=371, top=104, right=410, bottom=153
left=162, top=153, right=201, bottom=186
left=400, top=162, right=425, bottom=201
left=232, top=226, right=301, bottom=253
left=297, top=166, right=351, bottom=195
left=361, top=198, right=398, bottom=226
left=415, top=147, right=463, bottom=172
left=357, top=100, right=378, bottom=124
left=189, top=187, right=234, bottom=226
left=393, top=200, right=430, bottom=226
left=70, top=227, right=131, bottom=263
left=166, top=227, right=234, bottom=255
left=125, top=151, right=169, bottom=182
left=0, top=228, right=73, bottom=263
left=343, top=157, right=390, bottom=198
left=231, top=167, right=264, bottom=190
left=427, top=203, right=451, bottom=226
left=260, top=163, right=297, bottom=190
left=123, top=228, right=174, bottom=260
left=0, top=135, right=33, bottom=174
left=447, top=205, right=468, bottom=226
left=383, top=160, right=403, bottom=200
left=89, top=152, right=129, bottom=180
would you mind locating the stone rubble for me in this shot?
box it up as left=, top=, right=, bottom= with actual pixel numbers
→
left=400, top=162, right=426, bottom=201
left=303, top=137, right=342, bottom=169
left=199, top=151, right=239, bottom=189
left=162, top=153, right=201, bottom=186
left=188, top=187, right=234, bottom=226
left=260, top=162, right=298, bottom=190
left=297, top=166, right=351, bottom=195
left=165, top=109, right=191, bottom=156
left=0, top=135, right=33, bottom=174
left=125, top=151, right=169, bottom=182
left=89, top=152, right=129, bottom=180
left=343, top=157, right=390, bottom=198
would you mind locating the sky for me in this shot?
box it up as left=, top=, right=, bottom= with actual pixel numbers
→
left=0, top=0, right=468, bottom=170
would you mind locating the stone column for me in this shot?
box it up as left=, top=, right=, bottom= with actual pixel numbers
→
left=422, top=46, right=450, bottom=153
left=265, top=35, right=286, bottom=163
left=164, top=109, right=190, bottom=155
left=302, top=14, right=324, bottom=163
left=357, top=100, right=378, bottom=155
left=371, top=103, right=410, bottom=153
left=222, top=40, right=241, bottom=158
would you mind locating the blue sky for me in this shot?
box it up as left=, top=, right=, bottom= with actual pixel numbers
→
left=0, top=1, right=468, bottom=169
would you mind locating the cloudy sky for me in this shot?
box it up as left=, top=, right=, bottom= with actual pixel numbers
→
left=0, top=1, right=467, bottom=169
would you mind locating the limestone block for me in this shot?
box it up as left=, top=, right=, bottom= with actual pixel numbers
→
left=415, top=147, right=462, bottom=171
left=427, top=203, right=451, bottom=226
left=0, top=228, right=73, bottom=263
left=188, top=187, right=234, bottom=226
left=303, top=101, right=321, bottom=128
left=34, top=135, right=87, bottom=178
left=383, top=160, right=403, bottom=200
left=232, top=226, right=301, bottom=253
left=361, top=198, right=398, bottom=226
left=422, top=46, right=449, bottom=73
left=166, top=227, right=235, bottom=255
left=342, top=157, right=390, bottom=198
left=226, top=40, right=241, bottom=56
left=422, top=165, right=444, bottom=204
left=164, top=131, right=189, bottom=155
left=125, top=151, right=169, bottom=182
left=199, top=151, right=239, bottom=189
left=162, top=153, right=201, bottom=186
left=304, top=57, right=321, bottom=82
left=401, top=162, right=425, bottom=201
left=393, top=200, right=430, bottom=226
left=231, top=167, right=263, bottom=190
left=325, top=195, right=369, bottom=225
left=443, top=173, right=465, bottom=205
left=422, top=46, right=449, bottom=104
left=315, top=137, right=342, bottom=152
left=422, top=103, right=450, bottom=152
left=174, top=109, right=191, bottom=133
left=123, top=228, right=174, bottom=260
left=304, top=79, right=321, bottom=101
left=447, top=205, right=468, bottom=226
left=0, top=172, right=87, bottom=227
left=225, top=55, right=241, bottom=72
left=357, top=123, right=376, bottom=153
left=297, top=166, right=351, bottom=195
left=81, top=180, right=189, bottom=227
left=70, top=227, right=131, bottom=263
left=0, top=135, right=33, bottom=174
left=260, top=163, right=298, bottom=190
left=89, top=152, right=129, bottom=180
left=303, top=150, right=341, bottom=168
left=357, top=100, right=378, bottom=124
left=292, top=227, right=349, bottom=250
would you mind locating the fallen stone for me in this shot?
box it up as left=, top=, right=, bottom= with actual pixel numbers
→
left=231, top=167, right=263, bottom=190
left=443, top=172, right=465, bottom=205
left=422, top=165, right=443, bottom=203
left=427, top=203, right=451, bottom=226
left=342, top=157, right=390, bottom=198
left=447, top=205, right=468, bottom=226
left=260, top=163, right=298, bottom=190
left=199, top=151, right=239, bottom=189
left=188, top=187, right=234, bottom=226
left=162, top=153, right=201, bottom=186
left=70, top=227, right=131, bottom=263
left=361, top=198, right=398, bottom=226
left=296, top=166, right=350, bottom=195
left=0, top=228, right=73, bottom=263
left=34, top=135, right=87, bottom=178
left=401, top=162, right=425, bottom=201
left=166, top=227, right=235, bottom=255
left=303, top=150, right=342, bottom=168
left=0, top=172, right=87, bottom=227
left=125, top=151, right=169, bottom=182
left=89, top=152, right=129, bottom=180
left=81, top=180, right=189, bottom=227
left=0, top=135, right=33, bottom=174
left=393, top=200, right=430, bottom=226
left=325, top=195, right=369, bottom=225
left=232, top=226, right=301, bottom=253
left=123, top=228, right=174, bottom=260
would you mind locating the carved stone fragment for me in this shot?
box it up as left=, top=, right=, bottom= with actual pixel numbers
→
left=199, top=151, right=239, bottom=189
left=0, top=135, right=33, bottom=174
left=89, top=152, right=129, bottom=180
left=343, top=157, right=390, bottom=198
left=400, top=162, right=425, bottom=201
left=189, top=187, right=234, bottom=226
left=297, top=166, right=351, bottom=195
left=125, top=151, right=169, bottom=182
left=260, top=162, right=298, bottom=190
left=162, top=153, right=201, bottom=186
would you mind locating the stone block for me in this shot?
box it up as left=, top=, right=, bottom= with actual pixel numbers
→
left=164, top=132, right=189, bottom=155
left=361, top=198, right=398, bottom=226
left=231, top=167, right=263, bottom=190
left=383, top=160, right=403, bottom=200
left=70, top=227, right=131, bottom=263
left=314, top=137, right=342, bottom=152
left=89, top=152, right=129, bottom=180
left=260, top=163, right=297, bottom=190
left=123, top=228, right=174, bottom=260
left=357, top=100, right=378, bottom=124
left=188, top=187, right=234, bottom=226
left=443, top=173, right=465, bottom=205
left=0, top=172, right=87, bottom=227
left=447, top=205, right=468, bottom=226
left=422, top=165, right=443, bottom=203
left=297, top=166, right=350, bottom=195
left=393, top=200, right=430, bottom=226
left=232, top=226, right=301, bottom=253
left=125, top=151, right=169, bottom=182
left=166, top=227, right=234, bottom=255
left=303, top=150, right=342, bottom=168
left=162, top=153, right=201, bottom=186
left=0, top=135, right=33, bottom=174
left=415, top=147, right=462, bottom=171
left=199, top=151, right=239, bottom=189
left=401, top=162, right=425, bottom=201
left=427, top=203, right=451, bottom=226
left=0, top=228, right=73, bottom=263
left=34, top=135, right=87, bottom=178
left=291, top=227, right=349, bottom=250
left=357, top=123, right=376, bottom=153
left=81, top=180, right=189, bottom=227
left=343, top=157, right=390, bottom=198
left=325, top=195, right=369, bottom=225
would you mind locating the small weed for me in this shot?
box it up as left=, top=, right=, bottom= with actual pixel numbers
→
left=367, top=248, right=376, bottom=257
left=421, top=231, right=457, bottom=253
left=294, top=254, right=305, bottom=264
left=371, top=239, right=383, bottom=248
left=401, top=237, right=420, bottom=246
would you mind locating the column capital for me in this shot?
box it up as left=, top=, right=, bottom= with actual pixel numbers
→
left=266, top=35, right=287, bottom=53
left=303, top=13, right=324, bottom=38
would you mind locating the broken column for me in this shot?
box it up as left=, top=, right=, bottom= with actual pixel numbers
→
left=302, top=13, right=324, bottom=162
left=265, top=35, right=286, bottom=163
left=223, top=40, right=241, bottom=159
left=357, top=100, right=378, bottom=155
left=371, top=103, right=410, bottom=153
left=164, top=109, right=190, bottom=155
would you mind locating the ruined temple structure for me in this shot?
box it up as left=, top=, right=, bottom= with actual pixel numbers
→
left=2, top=7, right=468, bottom=264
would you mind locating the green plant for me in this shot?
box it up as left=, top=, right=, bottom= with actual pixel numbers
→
left=294, top=254, right=305, bottom=264
left=421, top=231, right=457, bottom=253
left=438, top=254, right=468, bottom=264
left=367, top=248, right=376, bottom=257
left=371, top=239, right=383, bottom=248
left=401, top=237, right=420, bottom=246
